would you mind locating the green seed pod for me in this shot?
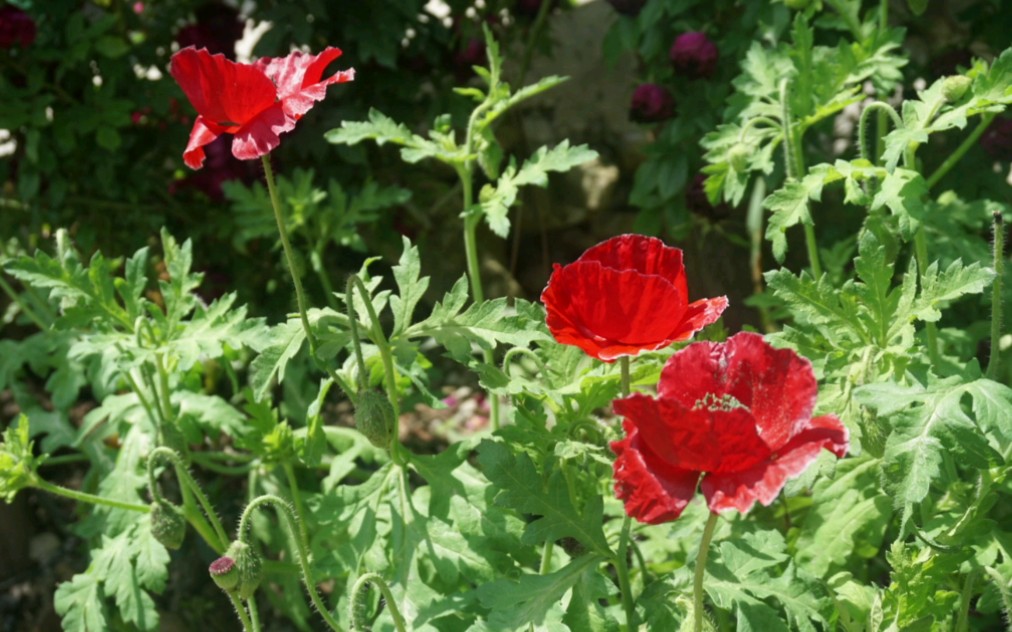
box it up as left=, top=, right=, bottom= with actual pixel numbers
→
left=150, top=501, right=186, bottom=550
left=208, top=555, right=239, bottom=592
left=942, top=75, right=972, bottom=103
left=354, top=389, right=396, bottom=449
left=727, top=143, right=750, bottom=172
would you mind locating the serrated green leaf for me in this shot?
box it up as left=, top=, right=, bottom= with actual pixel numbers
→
left=764, top=174, right=824, bottom=262
left=0, top=415, right=43, bottom=502
left=248, top=319, right=306, bottom=401
left=54, top=573, right=107, bottom=632
left=406, top=297, right=550, bottom=361
left=390, top=237, right=429, bottom=336
left=910, top=259, right=995, bottom=322
left=871, top=168, right=928, bottom=236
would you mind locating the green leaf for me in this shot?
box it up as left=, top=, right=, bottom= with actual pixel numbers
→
left=870, top=168, right=928, bottom=236
left=0, top=414, right=44, bottom=502
left=475, top=554, right=602, bottom=631
left=406, top=297, right=551, bottom=362
left=54, top=573, right=107, bottom=632
left=477, top=440, right=610, bottom=555
left=389, top=237, right=429, bottom=336
left=764, top=174, right=824, bottom=262
left=910, top=259, right=995, bottom=323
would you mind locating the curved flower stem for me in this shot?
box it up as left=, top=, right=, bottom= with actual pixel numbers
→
left=926, top=113, right=996, bottom=190
left=347, top=274, right=406, bottom=466
left=227, top=592, right=255, bottom=632
left=502, top=347, right=548, bottom=377
left=147, top=447, right=229, bottom=551
left=32, top=477, right=151, bottom=513
left=245, top=595, right=262, bottom=632
left=262, top=155, right=317, bottom=357
left=344, top=276, right=370, bottom=391
left=989, top=211, right=1005, bottom=380
left=349, top=572, right=408, bottom=632
left=857, top=102, right=902, bottom=165
left=693, top=511, right=720, bottom=632
left=237, top=494, right=341, bottom=632
left=614, top=355, right=637, bottom=630
left=955, top=569, right=978, bottom=632
left=282, top=462, right=311, bottom=547
left=780, top=79, right=821, bottom=279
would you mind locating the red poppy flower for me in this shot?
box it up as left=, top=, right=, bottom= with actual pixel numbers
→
left=170, top=46, right=355, bottom=169
left=611, top=332, right=848, bottom=524
left=540, top=234, right=728, bottom=362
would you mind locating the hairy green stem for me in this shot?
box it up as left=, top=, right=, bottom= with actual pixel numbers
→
left=614, top=356, right=636, bottom=630
left=283, top=462, right=311, bottom=548
left=502, top=346, right=548, bottom=377
left=349, top=573, right=408, bottom=632
left=781, top=79, right=822, bottom=278
left=347, top=274, right=405, bottom=465
left=345, top=275, right=370, bottom=391
left=33, top=477, right=150, bottom=513
left=926, top=113, right=996, bottom=190
left=227, top=592, right=256, bottom=632
left=238, top=494, right=341, bottom=631
left=693, top=511, right=720, bottom=632
left=262, top=155, right=318, bottom=358
left=989, top=212, right=1005, bottom=380
left=857, top=102, right=902, bottom=165
left=913, top=230, right=942, bottom=366
left=955, top=569, right=978, bottom=632
left=245, top=595, right=262, bottom=632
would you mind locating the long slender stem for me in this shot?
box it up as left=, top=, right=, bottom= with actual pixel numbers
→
left=989, top=212, right=1005, bottom=380
left=262, top=155, right=318, bottom=357
left=857, top=102, right=902, bottom=165
left=227, top=593, right=255, bottom=632
left=926, top=113, right=996, bottom=190
left=780, top=79, right=821, bottom=278
left=245, top=595, right=263, bottom=632
left=283, top=462, right=311, bottom=547
left=693, top=511, right=720, bottom=632
left=914, top=230, right=942, bottom=367
left=345, top=276, right=369, bottom=392
left=148, top=447, right=229, bottom=550
left=955, top=569, right=978, bottom=632
left=238, top=494, right=341, bottom=631
left=538, top=541, right=554, bottom=574
left=33, top=478, right=151, bottom=513
left=0, top=274, right=48, bottom=329
left=619, top=357, right=630, bottom=398
left=614, top=356, right=636, bottom=630
left=349, top=573, right=408, bottom=632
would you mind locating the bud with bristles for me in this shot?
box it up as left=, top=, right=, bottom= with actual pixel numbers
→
left=354, top=389, right=396, bottom=449
left=150, top=502, right=186, bottom=550
left=209, top=555, right=239, bottom=591
left=210, top=541, right=263, bottom=598
left=942, top=75, right=972, bottom=103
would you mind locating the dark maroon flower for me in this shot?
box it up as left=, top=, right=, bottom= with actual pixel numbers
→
left=611, top=332, right=849, bottom=524
left=981, top=117, right=1012, bottom=162
left=176, top=2, right=245, bottom=58
left=0, top=6, right=36, bottom=49
left=670, top=32, right=718, bottom=80
left=541, top=234, right=728, bottom=362
left=629, top=83, right=675, bottom=124
left=606, top=0, right=647, bottom=16
left=686, top=174, right=731, bottom=220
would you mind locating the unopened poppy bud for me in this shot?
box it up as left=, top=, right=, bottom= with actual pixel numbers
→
left=209, top=555, right=239, bottom=591
left=219, top=541, right=263, bottom=599
left=150, top=502, right=186, bottom=550
left=354, top=390, right=396, bottom=449
left=669, top=32, right=719, bottom=80
left=727, top=144, right=750, bottom=172
left=629, top=84, right=676, bottom=124
left=941, top=75, right=971, bottom=102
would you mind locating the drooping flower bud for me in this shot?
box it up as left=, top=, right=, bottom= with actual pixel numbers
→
left=941, top=75, right=972, bottom=103
left=150, top=502, right=186, bottom=550
left=211, top=541, right=263, bottom=599
left=629, top=83, right=676, bottom=124
left=354, top=390, right=396, bottom=449
left=670, top=32, right=719, bottom=80
left=606, top=0, right=647, bottom=16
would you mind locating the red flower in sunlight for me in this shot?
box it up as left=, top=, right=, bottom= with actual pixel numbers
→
left=611, top=332, right=849, bottom=524
left=540, top=234, right=728, bottom=362
left=170, top=46, right=354, bottom=169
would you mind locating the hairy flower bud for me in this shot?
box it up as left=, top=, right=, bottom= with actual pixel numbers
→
left=727, top=144, right=750, bottom=172
left=211, top=541, right=263, bottom=598
left=941, top=75, right=972, bottom=103
left=355, top=390, right=396, bottom=449
left=150, top=502, right=186, bottom=550
left=629, top=84, right=676, bottom=124
left=606, top=0, right=647, bottom=16
left=670, top=32, right=719, bottom=80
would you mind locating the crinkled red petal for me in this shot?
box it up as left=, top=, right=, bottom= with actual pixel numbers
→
left=542, top=261, right=686, bottom=361
left=614, top=393, right=771, bottom=473
left=667, top=295, right=728, bottom=343
left=182, top=115, right=227, bottom=170
left=659, top=332, right=818, bottom=451
left=231, top=102, right=294, bottom=160
left=578, top=234, right=688, bottom=300
left=700, top=413, right=849, bottom=514
left=170, top=47, right=276, bottom=128
left=611, top=421, right=699, bottom=524
left=255, top=48, right=355, bottom=119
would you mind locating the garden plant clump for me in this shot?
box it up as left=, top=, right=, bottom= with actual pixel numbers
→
left=1, top=1, right=1011, bottom=630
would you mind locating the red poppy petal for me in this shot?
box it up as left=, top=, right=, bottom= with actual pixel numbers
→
left=667, top=295, right=729, bottom=343
left=542, top=261, right=686, bottom=361
left=659, top=332, right=818, bottom=450
left=170, top=47, right=277, bottom=128
left=230, top=103, right=294, bottom=160
left=182, top=115, right=227, bottom=170
left=700, top=413, right=848, bottom=514
left=614, top=393, right=771, bottom=473
left=578, top=234, right=688, bottom=299
left=255, top=48, right=355, bottom=119
left=611, top=421, right=699, bottom=524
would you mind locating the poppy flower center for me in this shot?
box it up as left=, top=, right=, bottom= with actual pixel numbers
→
left=692, top=393, right=747, bottom=413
